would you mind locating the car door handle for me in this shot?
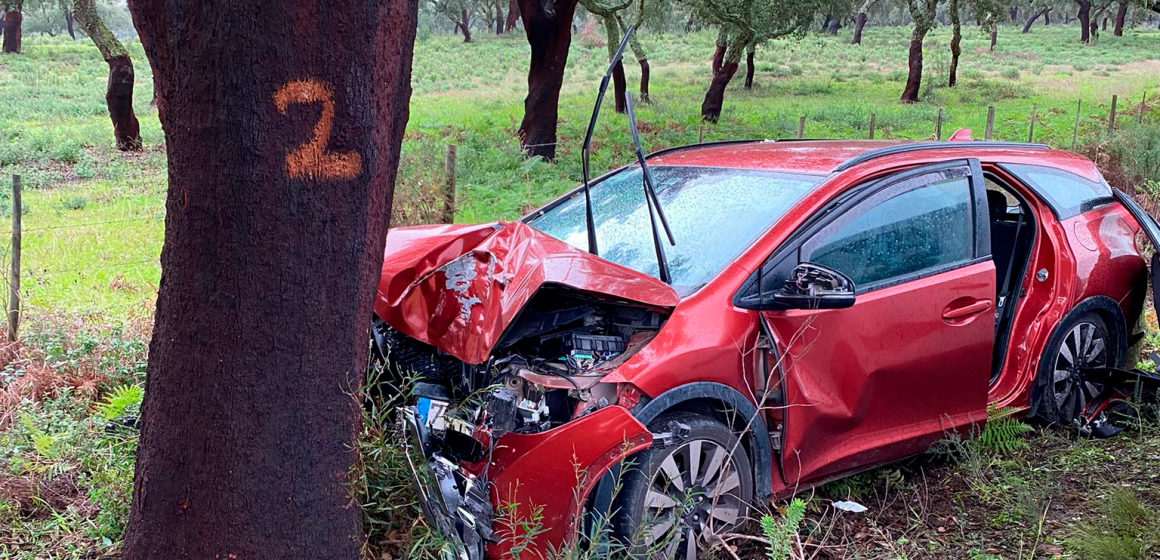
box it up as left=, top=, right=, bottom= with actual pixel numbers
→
left=942, top=299, right=993, bottom=320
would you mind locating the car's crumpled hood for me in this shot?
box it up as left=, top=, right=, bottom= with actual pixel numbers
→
left=374, top=221, right=680, bottom=365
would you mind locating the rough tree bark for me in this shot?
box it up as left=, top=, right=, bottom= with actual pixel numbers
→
left=505, top=0, right=519, bottom=30
left=1023, top=7, right=1050, bottom=32
left=901, top=0, right=937, bottom=103
left=743, top=44, right=755, bottom=89
left=2, top=2, right=20, bottom=54
left=119, top=1, right=417, bottom=558
left=458, top=8, right=472, bottom=42
left=73, top=0, right=141, bottom=151
left=701, top=29, right=748, bottom=122
left=616, top=11, right=650, bottom=102
left=989, top=21, right=997, bottom=50
left=1076, top=0, right=1092, bottom=42
left=852, top=11, right=868, bottom=43
left=1113, top=0, right=1127, bottom=35
left=517, top=0, right=581, bottom=160
left=948, top=0, right=961, bottom=87
left=64, top=8, right=75, bottom=39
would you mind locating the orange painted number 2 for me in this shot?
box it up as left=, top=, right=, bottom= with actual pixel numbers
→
left=273, top=79, right=362, bottom=181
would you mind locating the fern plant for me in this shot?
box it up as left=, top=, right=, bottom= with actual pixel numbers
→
left=976, top=406, right=1034, bottom=455
left=761, top=498, right=806, bottom=560
left=96, top=384, right=144, bottom=421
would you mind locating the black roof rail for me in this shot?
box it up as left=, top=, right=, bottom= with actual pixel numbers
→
left=833, top=141, right=1051, bottom=172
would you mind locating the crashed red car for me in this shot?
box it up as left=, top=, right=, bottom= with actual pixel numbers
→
left=374, top=138, right=1159, bottom=560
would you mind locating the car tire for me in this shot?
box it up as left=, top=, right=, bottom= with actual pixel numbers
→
left=1032, top=311, right=1114, bottom=426
left=611, top=411, right=753, bottom=560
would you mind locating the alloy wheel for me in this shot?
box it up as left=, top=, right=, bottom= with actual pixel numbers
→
left=1052, top=320, right=1108, bottom=421
left=642, top=439, right=745, bottom=560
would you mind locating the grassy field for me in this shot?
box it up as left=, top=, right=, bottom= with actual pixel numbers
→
left=1, top=20, right=1160, bottom=560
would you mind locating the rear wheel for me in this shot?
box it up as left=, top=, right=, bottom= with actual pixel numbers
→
left=612, top=412, right=753, bottom=560
left=1035, top=312, right=1112, bottom=425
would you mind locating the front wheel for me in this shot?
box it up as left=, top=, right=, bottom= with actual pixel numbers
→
left=612, top=412, right=753, bottom=560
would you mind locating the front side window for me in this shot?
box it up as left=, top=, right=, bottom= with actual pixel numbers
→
left=1004, top=163, right=1111, bottom=218
left=802, top=177, right=973, bottom=289
left=528, top=166, right=822, bottom=293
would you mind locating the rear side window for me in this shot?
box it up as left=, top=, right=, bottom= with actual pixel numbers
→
left=1003, top=164, right=1112, bottom=218
left=803, top=177, right=973, bottom=289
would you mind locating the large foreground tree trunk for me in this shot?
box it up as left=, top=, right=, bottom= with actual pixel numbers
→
left=120, top=1, right=417, bottom=558
left=2, top=7, right=20, bottom=53
left=517, top=0, right=580, bottom=160
left=948, top=0, right=961, bottom=87
left=73, top=0, right=141, bottom=150
left=1076, top=0, right=1092, bottom=42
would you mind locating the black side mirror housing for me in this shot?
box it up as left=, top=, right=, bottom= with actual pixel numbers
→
left=736, top=263, right=856, bottom=311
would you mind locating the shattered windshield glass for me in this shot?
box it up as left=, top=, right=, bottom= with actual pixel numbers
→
left=528, top=166, right=822, bottom=293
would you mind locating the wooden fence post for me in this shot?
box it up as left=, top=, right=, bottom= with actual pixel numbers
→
left=8, top=175, right=20, bottom=342
left=1072, top=99, right=1082, bottom=150
left=441, top=145, right=457, bottom=224
left=936, top=108, right=943, bottom=140
left=985, top=106, right=995, bottom=140
left=1108, top=94, right=1117, bottom=135
left=1028, top=104, right=1037, bottom=142
left=869, top=113, right=876, bottom=140
left=797, top=116, right=806, bottom=139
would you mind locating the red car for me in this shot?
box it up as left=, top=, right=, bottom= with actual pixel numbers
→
left=376, top=137, right=1157, bottom=560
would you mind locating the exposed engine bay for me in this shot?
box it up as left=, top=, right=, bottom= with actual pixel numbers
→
left=381, top=287, right=667, bottom=560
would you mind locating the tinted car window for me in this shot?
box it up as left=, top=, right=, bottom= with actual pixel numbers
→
left=528, top=166, right=821, bottom=293
left=1004, top=163, right=1111, bottom=218
left=803, top=177, right=973, bottom=289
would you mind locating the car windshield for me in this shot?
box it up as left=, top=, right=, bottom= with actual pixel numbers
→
left=528, top=165, right=822, bottom=293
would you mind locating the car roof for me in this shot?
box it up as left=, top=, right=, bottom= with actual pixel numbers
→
left=648, top=139, right=1100, bottom=181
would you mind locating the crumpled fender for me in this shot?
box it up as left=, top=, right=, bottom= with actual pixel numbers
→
left=485, top=405, right=652, bottom=559
left=375, top=221, right=680, bottom=364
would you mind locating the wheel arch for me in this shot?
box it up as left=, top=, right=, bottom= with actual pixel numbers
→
left=632, top=382, right=774, bottom=499
left=1028, top=295, right=1127, bottom=419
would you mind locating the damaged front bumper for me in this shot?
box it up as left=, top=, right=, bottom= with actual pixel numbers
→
left=399, top=404, right=653, bottom=560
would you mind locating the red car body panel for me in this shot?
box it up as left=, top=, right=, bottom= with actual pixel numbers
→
left=483, top=405, right=652, bottom=559
left=380, top=140, right=1149, bottom=558
left=375, top=221, right=679, bottom=365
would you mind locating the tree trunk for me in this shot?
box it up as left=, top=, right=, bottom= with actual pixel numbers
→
left=1, top=9, right=20, bottom=53
left=900, top=26, right=925, bottom=103
left=1009, top=7, right=1018, bottom=21
left=711, top=42, right=726, bottom=73
left=1101, top=16, right=1107, bottom=30
left=744, top=48, right=755, bottom=89
left=64, top=9, right=75, bottom=39
left=1044, top=10, right=1050, bottom=24
left=458, top=8, right=472, bottom=42
left=73, top=0, right=142, bottom=151
left=826, top=17, right=841, bottom=34
left=990, top=27, right=997, bottom=50
left=612, top=60, right=627, bottom=113
left=949, top=0, right=961, bottom=87
left=505, top=0, right=519, bottom=31
left=599, top=13, right=626, bottom=113
left=639, top=59, right=650, bottom=102
left=1023, top=8, right=1048, bottom=32
left=495, top=0, right=503, bottom=34
left=517, top=0, right=579, bottom=160
left=120, top=0, right=417, bottom=558
left=1114, top=1, right=1127, bottom=35
left=852, top=12, right=868, bottom=44
left=1077, top=0, right=1091, bottom=42
left=701, top=61, right=738, bottom=123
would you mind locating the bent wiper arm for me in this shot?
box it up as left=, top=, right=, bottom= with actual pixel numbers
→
left=625, top=90, right=674, bottom=285
left=580, top=24, right=637, bottom=256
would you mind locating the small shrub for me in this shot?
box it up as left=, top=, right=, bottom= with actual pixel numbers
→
left=761, top=498, right=806, bottom=560
left=62, top=196, right=87, bottom=211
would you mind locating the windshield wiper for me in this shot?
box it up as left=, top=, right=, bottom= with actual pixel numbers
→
left=579, top=24, right=636, bottom=256
left=624, top=90, right=676, bottom=284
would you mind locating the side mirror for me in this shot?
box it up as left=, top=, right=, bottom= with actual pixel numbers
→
left=737, top=263, right=856, bottom=311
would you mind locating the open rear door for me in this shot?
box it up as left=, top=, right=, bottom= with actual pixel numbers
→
left=1113, top=189, right=1160, bottom=321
